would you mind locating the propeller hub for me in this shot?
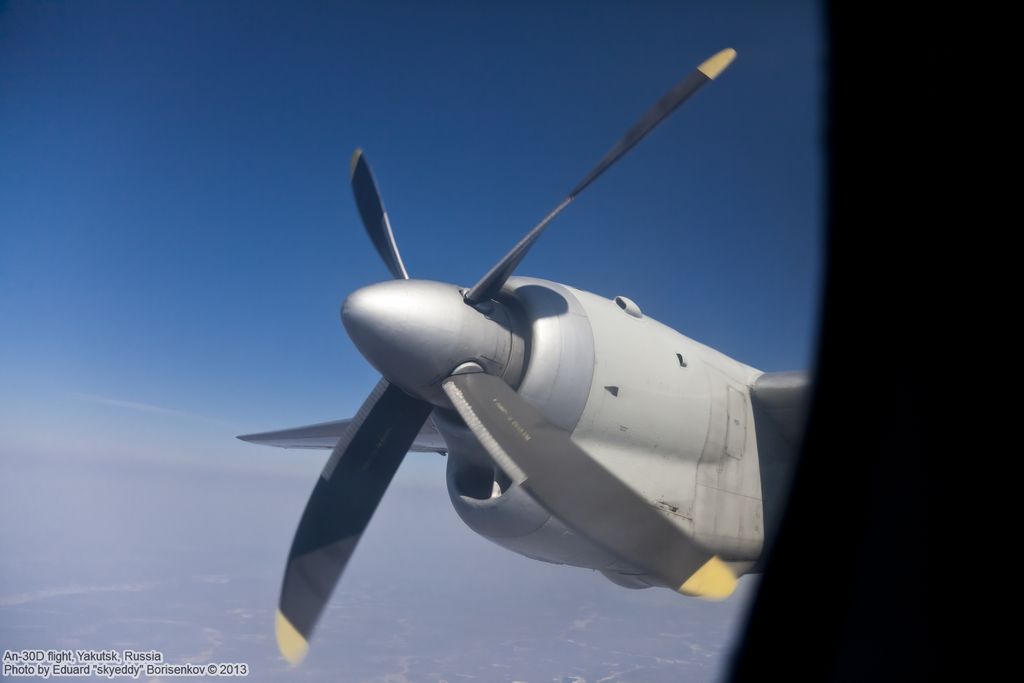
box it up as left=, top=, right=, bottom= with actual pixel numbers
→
left=342, top=279, right=521, bottom=406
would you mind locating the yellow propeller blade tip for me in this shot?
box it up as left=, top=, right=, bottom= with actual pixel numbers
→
left=349, top=148, right=363, bottom=179
left=677, top=556, right=737, bottom=599
left=275, top=610, right=309, bottom=665
left=697, top=48, right=737, bottom=80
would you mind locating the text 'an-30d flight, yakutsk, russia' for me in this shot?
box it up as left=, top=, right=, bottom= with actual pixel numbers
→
left=238, top=48, right=809, bottom=665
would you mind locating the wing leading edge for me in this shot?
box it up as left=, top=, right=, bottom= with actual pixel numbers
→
left=238, top=416, right=447, bottom=453
left=750, top=370, right=811, bottom=552
left=751, top=371, right=811, bottom=449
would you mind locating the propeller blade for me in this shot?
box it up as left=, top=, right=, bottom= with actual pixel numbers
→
left=463, top=48, right=736, bottom=305
left=276, top=379, right=432, bottom=664
left=442, top=370, right=736, bottom=598
left=350, top=149, right=410, bottom=279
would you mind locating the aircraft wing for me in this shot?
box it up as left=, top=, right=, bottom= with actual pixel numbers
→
left=750, top=370, right=811, bottom=546
left=750, top=370, right=811, bottom=448
left=237, top=415, right=447, bottom=453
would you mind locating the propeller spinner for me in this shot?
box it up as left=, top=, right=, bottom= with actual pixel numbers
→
left=274, top=48, right=738, bottom=664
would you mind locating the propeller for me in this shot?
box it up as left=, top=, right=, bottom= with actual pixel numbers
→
left=350, top=149, right=409, bottom=279
left=275, top=380, right=433, bottom=663
left=463, top=48, right=736, bottom=305
left=273, top=47, right=737, bottom=664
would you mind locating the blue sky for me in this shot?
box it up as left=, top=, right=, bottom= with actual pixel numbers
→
left=0, top=3, right=822, bottom=678
left=1, top=2, right=822, bottom=464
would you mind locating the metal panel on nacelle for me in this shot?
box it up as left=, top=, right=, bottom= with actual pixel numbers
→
left=693, top=365, right=764, bottom=561
left=566, top=286, right=764, bottom=564
left=568, top=286, right=712, bottom=528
